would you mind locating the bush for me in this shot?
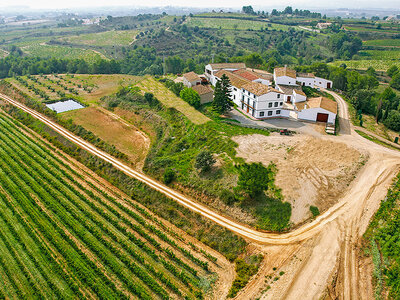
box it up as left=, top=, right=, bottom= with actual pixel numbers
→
left=236, top=163, right=276, bottom=198
left=163, top=168, right=175, bottom=184
left=220, top=189, right=237, bottom=205
left=384, top=110, right=400, bottom=132
left=195, top=150, right=215, bottom=172
left=310, top=205, right=320, bottom=217
left=180, top=87, right=201, bottom=108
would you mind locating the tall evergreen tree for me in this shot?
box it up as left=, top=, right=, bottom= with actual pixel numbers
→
left=212, top=74, right=233, bottom=114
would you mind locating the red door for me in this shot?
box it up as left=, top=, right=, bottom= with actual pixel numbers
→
left=247, top=105, right=249, bottom=113
left=316, top=113, right=329, bottom=122
left=327, top=82, right=331, bottom=89
left=287, top=96, right=291, bottom=103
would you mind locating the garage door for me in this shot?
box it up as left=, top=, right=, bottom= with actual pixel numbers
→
left=316, top=113, right=329, bottom=122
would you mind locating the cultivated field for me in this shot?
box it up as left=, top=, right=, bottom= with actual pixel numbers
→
left=364, top=39, right=400, bottom=48
left=187, top=17, right=290, bottom=31
left=23, top=44, right=107, bottom=62
left=61, top=106, right=150, bottom=168
left=58, top=30, right=138, bottom=46
left=0, top=110, right=224, bottom=299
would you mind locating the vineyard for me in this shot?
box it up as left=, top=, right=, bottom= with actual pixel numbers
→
left=23, top=44, right=107, bottom=63
left=58, top=30, right=139, bottom=46
left=187, top=17, right=291, bottom=31
left=0, top=110, right=220, bottom=299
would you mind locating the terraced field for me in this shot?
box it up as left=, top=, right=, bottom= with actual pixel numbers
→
left=363, top=39, right=400, bottom=48
left=23, top=44, right=107, bottom=63
left=0, top=111, right=217, bottom=299
left=58, top=30, right=138, bottom=46
left=187, top=17, right=290, bottom=31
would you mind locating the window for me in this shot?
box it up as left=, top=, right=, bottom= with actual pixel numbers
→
left=268, top=111, right=273, bottom=116
left=277, top=94, right=280, bottom=99
left=274, top=102, right=278, bottom=107
left=233, top=95, right=236, bottom=99
left=253, top=101, right=255, bottom=108
left=259, top=111, right=265, bottom=117
left=280, top=102, right=283, bottom=106
left=253, top=94, right=256, bottom=99
left=233, top=87, right=237, bottom=91
left=276, top=110, right=281, bottom=115
left=268, top=103, right=272, bottom=108
left=242, top=95, right=244, bottom=101
left=248, top=91, right=250, bottom=96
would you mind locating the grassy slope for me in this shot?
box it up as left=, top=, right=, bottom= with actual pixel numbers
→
left=58, top=30, right=138, bottom=46
left=136, top=77, right=210, bottom=125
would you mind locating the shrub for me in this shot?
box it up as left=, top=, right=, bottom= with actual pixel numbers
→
left=180, top=87, right=201, bottom=108
left=236, top=163, right=276, bottom=198
left=310, top=205, right=320, bottom=217
left=220, top=189, right=237, bottom=205
left=195, top=150, right=215, bottom=172
left=163, top=168, right=175, bottom=184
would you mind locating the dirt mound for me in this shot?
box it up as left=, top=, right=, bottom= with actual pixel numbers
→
left=233, top=133, right=365, bottom=224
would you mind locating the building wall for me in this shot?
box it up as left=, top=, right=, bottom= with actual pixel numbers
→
left=274, top=75, right=297, bottom=86
left=296, top=77, right=315, bottom=87
left=298, top=107, right=336, bottom=124
left=199, top=92, right=213, bottom=104
left=293, top=92, right=307, bottom=103
left=239, top=90, right=285, bottom=119
left=314, top=77, right=333, bottom=89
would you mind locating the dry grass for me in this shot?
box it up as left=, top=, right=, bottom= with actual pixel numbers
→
left=75, top=74, right=141, bottom=104
left=61, top=106, right=150, bottom=169
left=136, top=76, right=210, bottom=125
left=361, top=114, right=399, bottom=142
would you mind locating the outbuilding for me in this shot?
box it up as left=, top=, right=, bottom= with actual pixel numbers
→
left=297, top=97, right=337, bottom=124
left=192, top=84, right=214, bottom=104
left=182, top=72, right=201, bottom=88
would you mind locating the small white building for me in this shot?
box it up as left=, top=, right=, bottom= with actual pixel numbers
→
left=297, top=97, right=337, bottom=124
left=293, top=89, right=307, bottom=103
left=314, top=77, right=333, bottom=89
left=297, top=72, right=333, bottom=89
left=274, top=66, right=297, bottom=86
left=316, top=22, right=332, bottom=30
left=182, top=72, right=201, bottom=88
left=205, top=63, right=246, bottom=86
left=240, top=82, right=287, bottom=119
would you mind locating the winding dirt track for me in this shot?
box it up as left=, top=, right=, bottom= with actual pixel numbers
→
left=0, top=92, right=399, bottom=249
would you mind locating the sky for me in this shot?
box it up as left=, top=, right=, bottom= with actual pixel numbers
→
left=0, top=0, right=398, bottom=10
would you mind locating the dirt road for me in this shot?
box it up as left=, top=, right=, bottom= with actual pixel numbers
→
left=2, top=91, right=400, bottom=299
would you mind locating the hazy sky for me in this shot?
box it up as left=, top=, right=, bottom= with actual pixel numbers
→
left=0, top=0, right=398, bottom=9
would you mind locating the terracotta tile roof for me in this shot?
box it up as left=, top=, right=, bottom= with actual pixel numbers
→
left=306, top=97, right=337, bottom=114
left=183, top=71, right=201, bottom=82
left=242, top=82, right=283, bottom=96
left=209, top=63, right=246, bottom=70
left=297, top=72, right=315, bottom=78
left=233, top=69, right=260, bottom=81
left=274, top=67, right=297, bottom=79
left=192, top=84, right=213, bottom=95
left=277, top=84, right=300, bottom=95
left=214, top=70, right=250, bottom=89
left=247, top=68, right=274, bottom=81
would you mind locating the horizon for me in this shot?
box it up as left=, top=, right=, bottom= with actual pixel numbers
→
left=0, top=1, right=400, bottom=11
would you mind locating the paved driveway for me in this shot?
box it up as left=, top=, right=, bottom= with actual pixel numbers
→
left=227, top=109, right=321, bottom=135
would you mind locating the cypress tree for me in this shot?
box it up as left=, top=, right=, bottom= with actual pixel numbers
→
left=212, top=74, right=233, bottom=114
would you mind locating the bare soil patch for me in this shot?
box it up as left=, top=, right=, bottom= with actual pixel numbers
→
left=61, top=106, right=150, bottom=169
left=233, top=133, right=365, bottom=225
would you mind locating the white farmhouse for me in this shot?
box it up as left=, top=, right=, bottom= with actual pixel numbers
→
left=296, top=72, right=333, bottom=89
left=214, top=70, right=251, bottom=106
left=239, top=82, right=288, bottom=119
left=273, top=66, right=297, bottom=86
left=297, top=97, right=337, bottom=124
left=205, top=63, right=246, bottom=86
left=182, top=72, right=201, bottom=88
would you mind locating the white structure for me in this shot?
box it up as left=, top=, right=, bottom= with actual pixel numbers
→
left=182, top=72, right=201, bottom=88
left=240, top=82, right=288, bottom=119
left=317, top=22, right=332, bottom=29
left=293, top=89, right=307, bottom=103
left=214, top=70, right=251, bottom=106
left=314, top=77, right=333, bottom=89
left=297, top=97, right=337, bottom=124
left=296, top=73, right=316, bottom=87
left=205, top=63, right=246, bottom=86
left=274, top=66, right=297, bottom=86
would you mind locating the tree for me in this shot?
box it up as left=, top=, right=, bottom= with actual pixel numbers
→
left=387, top=65, right=399, bottom=78
left=366, top=66, right=376, bottom=77
left=212, top=74, right=233, bottom=114
left=163, top=168, right=175, bottom=184
left=195, top=150, right=216, bottom=172
left=384, top=110, right=400, bottom=132
left=283, top=6, right=293, bottom=15
left=242, top=6, right=255, bottom=15
left=236, top=163, right=276, bottom=198
left=180, top=87, right=201, bottom=108
left=390, top=73, right=400, bottom=90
